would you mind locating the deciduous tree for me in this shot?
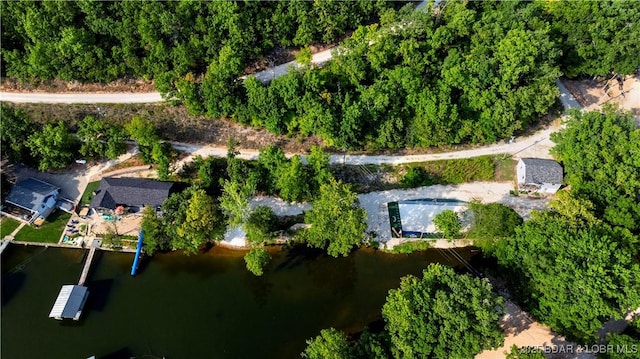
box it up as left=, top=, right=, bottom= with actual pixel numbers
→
left=433, top=209, right=462, bottom=239
left=244, top=248, right=271, bottom=276
left=304, top=179, right=367, bottom=257
left=551, top=106, right=640, bottom=232
left=174, top=189, right=221, bottom=254
left=26, top=121, right=77, bottom=171
left=494, top=211, right=640, bottom=342
left=302, top=328, right=353, bottom=359
left=382, top=264, right=505, bottom=358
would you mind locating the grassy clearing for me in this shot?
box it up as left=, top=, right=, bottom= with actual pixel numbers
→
left=334, top=155, right=514, bottom=192
left=493, top=155, right=517, bottom=182
left=400, top=156, right=495, bottom=187
left=1, top=217, right=21, bottom=238
left=387, top=240, right=432, bottom=254
left=14, top=211, right=71, bottom=243
left=80, top=181, right=101, bottom=206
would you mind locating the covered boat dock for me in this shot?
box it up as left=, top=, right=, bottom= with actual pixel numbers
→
left=49, top=285, right=89, bottom=321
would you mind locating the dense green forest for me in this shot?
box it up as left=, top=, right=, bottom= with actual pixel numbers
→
left=0, top=0, right=402, bottom=82
left=3, top=1, right=639, bottom=150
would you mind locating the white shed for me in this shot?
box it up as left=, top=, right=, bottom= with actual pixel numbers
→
left=516, top=158, right=563, bottom=194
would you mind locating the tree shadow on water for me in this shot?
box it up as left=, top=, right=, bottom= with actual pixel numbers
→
left=1, top=271, right=25, bottom=306
left=306, top=253, right=357, bottom=299
left=274, top=245, right=324, bottom=271
left=243, top=272, right=274, bottom=307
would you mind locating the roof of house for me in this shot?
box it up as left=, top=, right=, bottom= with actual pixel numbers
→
left=519, top=158, right=563, bottom=184
left=90, top=177, right=174, bottom=209
left=5, top=178, right=59, bottom=212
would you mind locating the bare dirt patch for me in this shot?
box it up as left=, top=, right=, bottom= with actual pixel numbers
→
left=0, top=77, right=155, bottom=93
left=564, top=74, right=640, bottom=122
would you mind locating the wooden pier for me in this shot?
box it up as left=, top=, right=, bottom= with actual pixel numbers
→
left=0, top=240, right=10, bottom=254
left=78, top=240, right=100, bottom=286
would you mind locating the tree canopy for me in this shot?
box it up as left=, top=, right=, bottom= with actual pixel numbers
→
left=0, top=105, right=34, bottom=162
left=543, top=0, right=640, bottom=77
left=302, top=328, right=353, bottom=359
left=303, top=179, right=367, bottom=257
left=382, top=263, right=505, bottom=358
left=1, top=1, right=402, bottom=82
left=174, top=189, right=222, bottom=254
left=433, top=209, right=461, bottom=239
left=244, top=248, right=271, bottom=277
left=550, top=106, right=640, bottom=232
left=26, top=121, right=78, bottom=171
left=77, top=115, right=127, bottom=160
left=493, top=211, right=640, bottom=342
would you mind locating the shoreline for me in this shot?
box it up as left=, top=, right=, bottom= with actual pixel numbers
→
left=7, top=240, right=137, bottom=253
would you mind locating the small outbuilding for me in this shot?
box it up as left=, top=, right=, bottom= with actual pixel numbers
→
left=516, top=158, right=563, bottom=194
left=3, top=178, right=60, bottom=223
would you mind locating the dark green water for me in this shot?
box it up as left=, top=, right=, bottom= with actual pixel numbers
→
left=2, top=244, right=477, bottom=359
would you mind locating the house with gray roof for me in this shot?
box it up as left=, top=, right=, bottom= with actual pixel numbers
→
left=3, top=177, right=60, bottom=223
left=90, top=177, right=175, bottom=214
left=516, top=158, right=563, bottom=194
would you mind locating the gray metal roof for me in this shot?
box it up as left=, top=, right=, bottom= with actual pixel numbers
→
left=90, top=177, right=174, bottom=209
left=49, top=285, right=89, bottom=320
left=520, top=158, right=563, bottom=184
left=5, top=178, right=59, bottom=212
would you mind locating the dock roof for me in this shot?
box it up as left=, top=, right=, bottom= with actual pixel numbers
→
left=49, top=285, right=89, bottom=320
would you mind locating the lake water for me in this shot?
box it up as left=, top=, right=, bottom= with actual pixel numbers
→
left=1, top=244, right=477, bottom=358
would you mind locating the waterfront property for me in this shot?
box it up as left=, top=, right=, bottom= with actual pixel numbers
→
left=3, top=178, right=60, bottom=224
left=516, top=158, right=563, bottom=194
left=388, top=198, right=466, bottom=238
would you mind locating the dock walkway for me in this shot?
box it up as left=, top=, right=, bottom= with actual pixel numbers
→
left=78, top=240, right=101, bottom=286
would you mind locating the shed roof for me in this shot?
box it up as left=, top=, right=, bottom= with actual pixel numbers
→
left=49, top=285, right=89, bottom=320
left=5, top=178, right=59, bottom=212
left=90, top=177, right=174, bottom=209
left=520, top=158, right=563, bottom=184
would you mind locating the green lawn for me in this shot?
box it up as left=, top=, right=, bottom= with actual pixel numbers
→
left=333, top=154, right=515, bottom=192
left=493, top=155, right=517, bottom=182
left=14, top=211, right=71, bottom=243
left=80, top=181, right=101, bottom=206
left=1, top=217, right=21, bottom=238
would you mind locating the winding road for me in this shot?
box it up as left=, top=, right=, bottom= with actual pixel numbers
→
left=0, top=0, right=579, bottom=166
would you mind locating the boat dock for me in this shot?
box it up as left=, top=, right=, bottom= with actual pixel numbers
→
left=0, top=239, right=10, bottom=254
left=78, top=240, right=100, bottom=286
left=49, top=239, right=101, bottom=321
